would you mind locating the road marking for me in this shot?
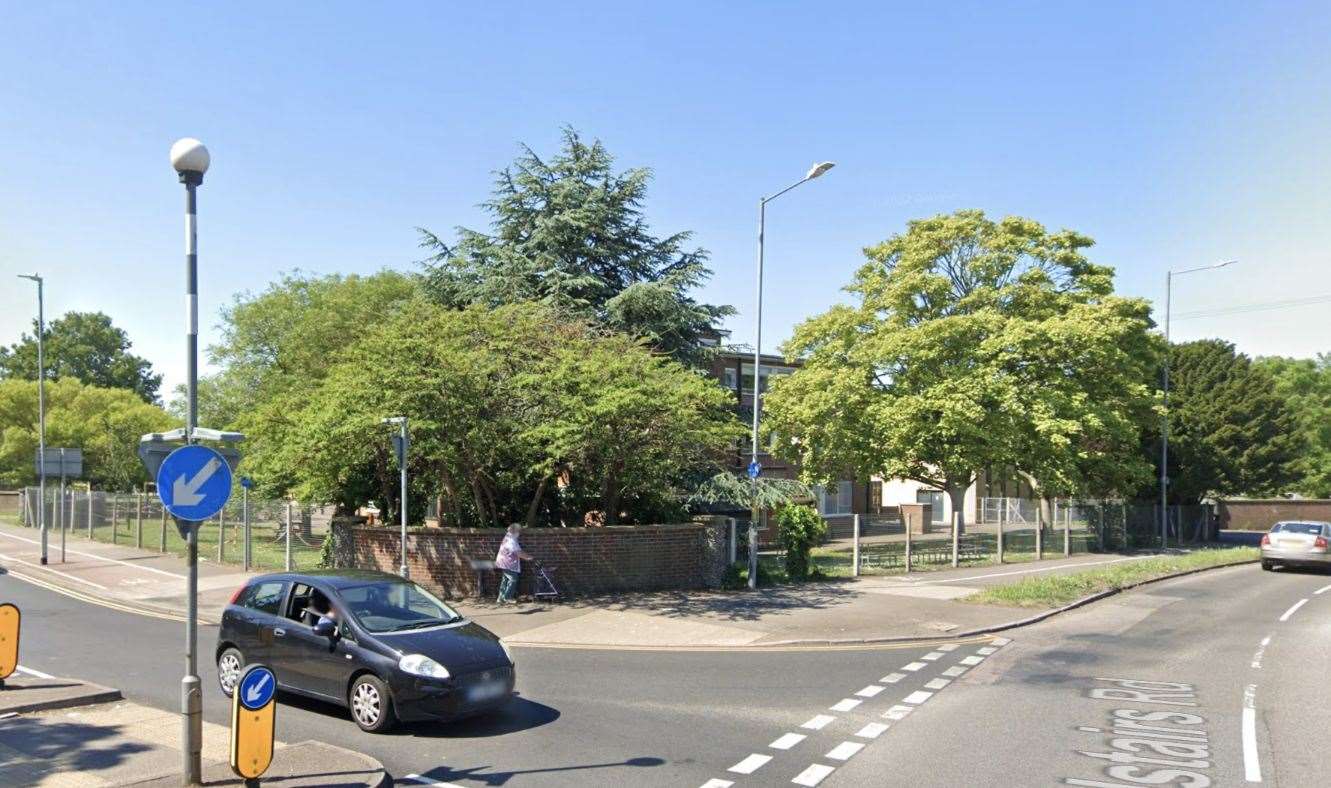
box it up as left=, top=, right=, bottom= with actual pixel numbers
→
left=921, top=651, right=944, bottom=661
left=401, top=776, right=467, bottom=788
left=902, top=690, right=933, bottom=705
left=791, top=764, right=836, bottom=786
left=959, top=655, right=984, bottom=666
left=0, top=552, right=108, bottom=589
left=976, top=646, right=998, bottom=655
left=937, top=643, right=959, bottom=652
left=901, top=661, right=927, bottom=671
left=880, top=672, right=906, bottom=683
left=830, top=698, right=861, bottom=712
left=854, top=722, right=889, bottom=739
left=924, top=678, right=951, bottom=690
left=801, top=715, right=835, bottom=731
left=1251, top=635, right=1272, bottom=669
left=728, top=754, right=772, bottom=774
left=882, top=704, right=913, bottom=720
left=928, top=555, right=1155, bottom=584
left=16, top=665, right=54, bottom=679
left=990, top=636, right=1011, bottom=645
left=1242, top=684, right=1262, bottom=782
left=941, top=665, right=968, bottom=677
left=825, top=741, right=865, bottom=761
left=770, top=733, right=806, bottom=750
left=855, top=684, right=884, bottom=698
left=0, top=531, right=182, bottom=579
left=699, top=781, right=734, bottom=788
left=1314, top=583, right=1331, bottom=595
left=1278, top=598, right=1308, bottom=622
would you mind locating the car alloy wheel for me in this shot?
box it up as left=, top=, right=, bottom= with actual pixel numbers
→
left=217, top=649, right=243, bottom=696
left=352, top=681, right=381, bottom=727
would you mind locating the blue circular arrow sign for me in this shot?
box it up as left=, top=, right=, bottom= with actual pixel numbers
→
left=156, top=445, right=233, bottom=522
left=747, top=461, right=761, bottom=480
left=237, top=665, right=276, bottom=711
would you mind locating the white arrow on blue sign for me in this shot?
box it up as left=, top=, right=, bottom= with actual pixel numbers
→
left=156, top=444, right=233, bottom=522
left=238, top=665, right=275, bottom=711
left=747, top=461, right=761, bottom=480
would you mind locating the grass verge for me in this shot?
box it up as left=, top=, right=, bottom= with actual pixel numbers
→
left=961, top=547, right=1260, bottom=608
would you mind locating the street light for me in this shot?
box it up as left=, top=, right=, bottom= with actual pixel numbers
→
left=16, top=273, right=46, bottom=564
left=170, top=136, right=209, bottom=786
left=382, top=416, right=409, bottom=578
left=1161, top=259, right=1236, bottom=549
left=748, top=161, right=835, bottom=589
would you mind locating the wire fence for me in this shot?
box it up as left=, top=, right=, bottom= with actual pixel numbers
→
left=14, top=487, right=330, bottom=572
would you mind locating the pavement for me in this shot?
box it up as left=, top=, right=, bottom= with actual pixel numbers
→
left=0, top=519, right=1220, bottom=648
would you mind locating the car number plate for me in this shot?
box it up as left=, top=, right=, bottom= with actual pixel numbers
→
left=467, top=681, right=506, bottom=702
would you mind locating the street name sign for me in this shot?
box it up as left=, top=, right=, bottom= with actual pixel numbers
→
left=156, top=444, right=233, bottom=522
left=0, top=604, right=19, bottom=682
left=230, top=664, right=276, bottom=780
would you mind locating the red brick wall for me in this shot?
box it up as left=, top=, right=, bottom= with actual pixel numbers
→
left=1217, top=499, right=1331, bottom=531
left=333, top=522, right=726, bottom=599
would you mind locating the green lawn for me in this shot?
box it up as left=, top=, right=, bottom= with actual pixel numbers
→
left=962, top=547, right=1260, bottom=608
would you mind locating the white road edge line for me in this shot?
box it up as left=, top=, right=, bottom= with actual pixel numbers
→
left=1242, top=685, right=1262, bottom=782
left=0, top=552, right=108, bottom=590
left=1315, top=583, right=1331, bottom=595
left=928, top=555, right=1155, bottom=584
left=16, top=665, right=55, bottom=679
left=0, top=530, right=182, bottom=579
left=1278, top=598, right=1308, bottom=622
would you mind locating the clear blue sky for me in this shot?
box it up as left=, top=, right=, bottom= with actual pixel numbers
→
left=3, top=1, right=1329, bottom=398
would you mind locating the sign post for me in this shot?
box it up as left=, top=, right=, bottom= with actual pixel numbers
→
left=0, top=603, right=19, bottom=688
left=230, top=664, right=276, bottom=786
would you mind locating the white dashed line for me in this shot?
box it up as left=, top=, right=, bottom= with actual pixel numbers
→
left=855, top=722, right=889, bottom=739
left=880, top=672, right=906, bottom=683
left=1251, top=636, right=1272, bottom=669
left=770, top=733, right=807, bottom=750
left=699, top=781, right=734, bottom=788
left=924, top=678, right=951, bottom=690
left=792, top=764, right=837, bottom=787
left=921, top=651, right=945, bottom=661
left=15, top=665, right=54, bottom=679
left=802, top=715, right=835, bottom=731
left=902, top=690, right=934, bottom=705
left=729, top=754, right=772, bottom=774
left=941, top=665, right=968, bottom=677
left=976, top=646, right=998, bottom=655
left=937, top=643, right=959, bottom=652
left=1278, top=598, right=1308, bottom=622
left=882, top=704, right=913, bottom=720
left=826, top=741, right=865, bottom=761
left=1242, top=684, right=1261, bottom=782
left=991, top=637, right=1011, bottom=645
left=830, top=698, right=862, bottom=712
left=1314, top=584, right=1331, bottom=595
left=901, top=661, right=927, bottom=671
left=856, top=685, right=884, bottom=698
left=959, top=655, right=984, bottom=666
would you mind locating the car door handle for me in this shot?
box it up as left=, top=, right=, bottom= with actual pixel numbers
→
left=273, top=627, right=286, bottom=636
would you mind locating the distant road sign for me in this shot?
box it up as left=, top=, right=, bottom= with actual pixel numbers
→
left=35, top=448, right=82, bottom=478
left=239, top=476, right=254, bottom=490
left=156, top=445, right=233, bottom=522
left=747, top=461, right=761, bottom=480
left=230, top=665, right=276, bottom=780
left=0, top=604, right=19, bottom=682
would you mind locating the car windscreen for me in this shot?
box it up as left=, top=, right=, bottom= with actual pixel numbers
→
left=1272, top=523, right=1325, bottom=535
left=335, top=581, right=462, bottom=633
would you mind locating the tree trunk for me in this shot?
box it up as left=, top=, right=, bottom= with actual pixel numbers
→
left=526, top=475, right=550, bottom=528
left=946, top=484, right=968, bottom=533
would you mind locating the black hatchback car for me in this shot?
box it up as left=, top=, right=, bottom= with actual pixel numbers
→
left=215, top=569, right=515, bottom=732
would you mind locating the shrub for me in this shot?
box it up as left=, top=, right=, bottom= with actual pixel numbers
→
left=777, top=505, right=828, bottom=580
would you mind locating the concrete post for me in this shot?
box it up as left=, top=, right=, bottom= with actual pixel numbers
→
left=852, top=513, right=861, bottom=578
left=904, top=513, right=913, bottom=573
left=727, top=517, right=737, bottom=565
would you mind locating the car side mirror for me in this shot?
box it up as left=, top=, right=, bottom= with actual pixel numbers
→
left=313, top=618, right=336, bottom=637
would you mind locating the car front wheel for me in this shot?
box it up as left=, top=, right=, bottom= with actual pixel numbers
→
left=217, top=647, right=244, bottom=697
left=349, top=674, right=396, bottom=733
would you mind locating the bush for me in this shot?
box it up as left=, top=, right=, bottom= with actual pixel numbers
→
left=777, top=505, right=828, bottom=580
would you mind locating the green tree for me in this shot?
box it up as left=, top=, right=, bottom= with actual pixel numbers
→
left=775, top=504, right=828, bottom=580
left=0, top=311, right=162, bottom=403
left=418, top=128, right=733, bottom=365
left=0, top=378, right=175, bottom=490
left=1156, top=340, right=1300, bottom=502
left=1255, top=354, right=1331, bottom=497
left=765, top=210, right=1158, bottom=523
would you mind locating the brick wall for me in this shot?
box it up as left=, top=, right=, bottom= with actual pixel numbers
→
left=1216, top=499, right=1331, bottom=531
left=332, top=521, right=728, bottom=599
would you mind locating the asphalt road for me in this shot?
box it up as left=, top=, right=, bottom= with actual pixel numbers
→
left=3, top=561, right=1327, bottom=787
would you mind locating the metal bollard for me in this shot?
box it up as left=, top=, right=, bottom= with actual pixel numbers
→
left=904, top=513, right=913, bottom=573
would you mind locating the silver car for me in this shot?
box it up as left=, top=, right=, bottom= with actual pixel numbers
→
left=1260, top=521, right=1331, bottom=571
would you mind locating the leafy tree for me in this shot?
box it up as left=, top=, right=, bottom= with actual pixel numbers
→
left=418, top=128, right=733, bottom=365
left=0, top=311, right=162, bottom=403
left=1255, top=354, right=1331, bottom=497
left=764, top=210, right=1158, bottom=524
left=776, top=504, right=828, bottom=580
left=0, top=378, right=175, bottom=490
left=1155, top=340, right=1300, bottom=502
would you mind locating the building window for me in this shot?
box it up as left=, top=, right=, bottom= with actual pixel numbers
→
left=740, top=363, right=794, bottom=394
left=815, top=481, right=853, bottom=515
left=869, top=481, right=882, bottom=513
left=721, top=368, right=738, bottom=390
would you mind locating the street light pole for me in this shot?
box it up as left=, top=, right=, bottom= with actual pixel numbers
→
left=17, top=274, right=46, bottom=564
left=748, top=161, right=835, bottom=589
left=1161, top=260, right=1236, bottom=550
left=170, top=136, right=210, bottom=786
left=382, top=416, right=409, bottom=577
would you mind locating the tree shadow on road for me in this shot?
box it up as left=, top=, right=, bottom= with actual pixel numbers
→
left=401, top=755, right=665, bottom=786
left=0, top=717, right=155, bottom=779
left=470, top=583, right=865, bottom=623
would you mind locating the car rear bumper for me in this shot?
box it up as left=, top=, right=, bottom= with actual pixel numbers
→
left=1261, top=547, right=1331, bottom=566
left=390, top=665, right=515, bottom=722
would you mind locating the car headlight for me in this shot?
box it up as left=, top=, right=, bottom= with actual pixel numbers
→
left=399, top=654, right=450, bottom=679
left=499, top=639, right=516, bottom=665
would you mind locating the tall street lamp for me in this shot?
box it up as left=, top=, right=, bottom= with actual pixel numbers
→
left=382, top=416, right=409, bottom=578
left=17, top=273, right=46, bottom=564
left=748, top=161, right=835, bottom=588
left=170, top=136, right=209, bottom=785
left=1161, top=259, right=1236, bottom=549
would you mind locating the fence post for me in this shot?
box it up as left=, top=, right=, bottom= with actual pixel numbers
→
left=904, top=513, right=913, bottom=573
left=951, top=511, right=960, bottom=568
left=1035, top=507, right=1044, bottom=560
left=59, top=485, right=66, bottom=562
left=285, top=500, right=293, bottom=572
left=160, top=505, right=167, bottom=552
left=1064, top=502, right=1071, bottom=557
left=217, top=506, right=225, bottom=563
left=852, top=513, right=861, bottom=578
left=136, top=492, right=143, bottom=549
left=727, top=517, right=737, bottom=565
left=87, top=489, right=94, bottom=540
left=111, top=494, right=118, bottom=545
left=996, top=508, right=1005, bottom=564
left=243, top=487, right=251, bottom=572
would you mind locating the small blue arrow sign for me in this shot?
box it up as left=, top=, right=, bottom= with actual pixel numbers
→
left=157, top=445, right=233, bottom=522
left=747, top=461, right=761, bottom=480
left=237, top=665, right=275, bottom=711
left=240, top=476, right=254, bottom=489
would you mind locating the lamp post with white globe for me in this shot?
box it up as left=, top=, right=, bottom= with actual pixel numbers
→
left=169, top=136, right=209, bottom=785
